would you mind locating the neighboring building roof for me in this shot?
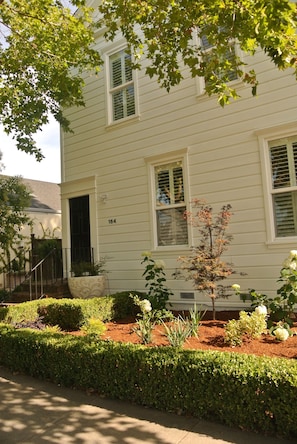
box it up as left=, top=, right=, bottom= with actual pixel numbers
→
left=22, top=178, right=61, bottom=213
left=0, top=175, right=61, bottom=213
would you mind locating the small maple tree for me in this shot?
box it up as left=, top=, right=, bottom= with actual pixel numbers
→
left=177, top=199, right=235, bottom=320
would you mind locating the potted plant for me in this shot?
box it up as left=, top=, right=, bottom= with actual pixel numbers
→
left=67, top=257, right=107, bottom=299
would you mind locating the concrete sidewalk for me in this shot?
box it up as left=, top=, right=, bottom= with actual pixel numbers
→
left=0, top=366, right=294, bottom=444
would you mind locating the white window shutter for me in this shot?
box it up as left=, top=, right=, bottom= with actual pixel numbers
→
left=269, top=137, right=297, bottom=237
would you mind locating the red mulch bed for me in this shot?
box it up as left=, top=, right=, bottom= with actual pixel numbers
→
left=97, top=311, right=297, bottom=360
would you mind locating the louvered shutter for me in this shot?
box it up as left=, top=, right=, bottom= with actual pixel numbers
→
left=269, top=139, right=297, bottom=237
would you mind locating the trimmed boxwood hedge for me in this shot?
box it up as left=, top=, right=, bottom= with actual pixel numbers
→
left=0, top=291, right=144, bottom=330
left=0, top=324, right=296, bottom=439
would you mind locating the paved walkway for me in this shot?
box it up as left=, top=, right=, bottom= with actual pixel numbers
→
left=0, top=366, right=295, bottom=444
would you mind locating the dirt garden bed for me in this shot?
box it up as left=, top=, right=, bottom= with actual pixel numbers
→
left=97, top=311, right=297, bottom=360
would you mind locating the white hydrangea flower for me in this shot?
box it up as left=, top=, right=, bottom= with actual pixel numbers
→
left=289, top=250, right=297, bottom=259
left=141, top=299, right=152, bottom=312
left=154, top=259, right=165, bottom=269
left=274, top=327, right=289, bottom=341
left=141, top=251, right=152, bottom=258
left=232, top=284, right=240, bottom=292
left=254, top=305, right=267, bottom=316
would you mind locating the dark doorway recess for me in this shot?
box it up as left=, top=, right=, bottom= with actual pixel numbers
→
left=69, top=195, right=92, bottom=264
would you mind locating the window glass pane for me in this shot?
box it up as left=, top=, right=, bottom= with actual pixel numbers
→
left=293, top=142, right=297, bottom=185
left=126, top=86, right=135, bottom=116
left=112, top=91, right=124, bottom=121
left=111, top=56, right=122, bottom=88
left=156, top=169, right=171, bottom=205
left=124, top=53, right=132, bottom=82
left=270, top=144, right=290, bottom=188
left=173, top=166, right=184, bottom=202
left=224, top=47, right=237, bottom=81
left=273, top=192, right=297, bottom=237
left=157, top=207, right=188, bottom=245
left=201, top=34, right=213, bottom=50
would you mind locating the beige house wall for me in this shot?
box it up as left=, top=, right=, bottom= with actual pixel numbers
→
left=61, top=19, right=297, bottom=310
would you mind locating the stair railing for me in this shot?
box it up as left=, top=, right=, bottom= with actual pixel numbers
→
left=1, top=248, right=63, bottom=301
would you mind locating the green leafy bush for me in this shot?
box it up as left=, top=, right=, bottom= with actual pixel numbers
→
left=225, top=311, right=267, bottom=346
left=238, top=251, right=297, bottom=327
left=80, top=318, right=106, bottom=337
left=109, top=291, right=147, bottom=319
left=0, top=299, right=53, bottom=324
left=38, top=303, right=85, bottom=331
left=141, top=252, right=173, bottom=310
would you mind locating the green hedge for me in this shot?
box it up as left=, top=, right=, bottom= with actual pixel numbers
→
left=0, top=324, right=296, bottom=439
left=0, top=291, right=145, bottom=330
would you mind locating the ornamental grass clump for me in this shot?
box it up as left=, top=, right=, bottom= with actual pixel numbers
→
left=183, top=305, right=205, bottom=338
left=176, top=199, right=237, bottom=320
left=163, top=317, right=192, bottom=348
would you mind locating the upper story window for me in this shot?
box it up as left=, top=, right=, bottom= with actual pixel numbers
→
left=109, top=49, right=136, bottom=122
left=200, top=34, right=238, bottom=84
left=269, top=137, right=297, bottom=237
left=196, top=31, right=239, bottom=95
left=154, top=161, right=188, bottom=246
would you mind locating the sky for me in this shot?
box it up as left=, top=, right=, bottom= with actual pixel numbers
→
left=0, top=117, right=61, bottom=184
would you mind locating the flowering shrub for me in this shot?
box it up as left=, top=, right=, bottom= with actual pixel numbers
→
left=242, top=250, right=297, bottom=327
left=141, top=251, right=173, bottom=310
left=224, top=310, right=267, bottom=346
left=131, top=294, right=154, bottom=344
left=176, top=199, right=236, bottom=320
left=81, top=317, right=107, bottom=338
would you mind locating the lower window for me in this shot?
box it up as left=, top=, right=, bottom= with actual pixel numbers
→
left=154, top=161, right=188, bottom=246
left=269, top=136, right=297, bottom=237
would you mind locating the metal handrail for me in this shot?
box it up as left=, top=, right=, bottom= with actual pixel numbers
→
left=1, top=248, right=63, bottom=301
left=25, top=249, right=56, bottom=300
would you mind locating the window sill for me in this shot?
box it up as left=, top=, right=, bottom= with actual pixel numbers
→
left=105, top=114, right=140, bottom=130
left=153, top=244, right=189, bottom=253
left=266, top=237, right=297, bottom=249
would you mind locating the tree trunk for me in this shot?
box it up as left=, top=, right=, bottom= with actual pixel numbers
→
left=211, top=296, right=216, bottom=320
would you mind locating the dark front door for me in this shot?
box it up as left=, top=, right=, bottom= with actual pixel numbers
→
left=69, top=195, right=91, bottom=263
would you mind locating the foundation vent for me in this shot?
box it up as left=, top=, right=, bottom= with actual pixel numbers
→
left=180, top=292, right=195, bottom=300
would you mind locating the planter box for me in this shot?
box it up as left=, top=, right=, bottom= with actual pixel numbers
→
left=67, top=275, right=106, bottom=299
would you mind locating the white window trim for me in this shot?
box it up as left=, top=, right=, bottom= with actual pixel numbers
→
left=257, top=122, right=297, bottom=245
left=104, top=43, right=139, bottom=127
left=145, top=148, right=190, bottom=251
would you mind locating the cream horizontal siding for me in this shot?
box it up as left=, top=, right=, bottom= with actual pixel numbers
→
left=61, top=31, right=297, bottom=307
